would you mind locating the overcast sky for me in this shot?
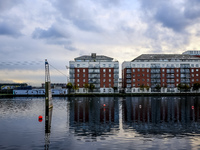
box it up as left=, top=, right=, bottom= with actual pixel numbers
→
left=0, top=0, right=200, bottom=86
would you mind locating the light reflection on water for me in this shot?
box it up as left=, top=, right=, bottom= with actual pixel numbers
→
left=0, top=96, right=200, bottom=150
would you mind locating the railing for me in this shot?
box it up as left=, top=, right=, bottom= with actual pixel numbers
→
left=126, top=70, right=131, bottom=73
left=126, top=80, right=131, bottom=83
left=126, top=75, right=131, bottom=78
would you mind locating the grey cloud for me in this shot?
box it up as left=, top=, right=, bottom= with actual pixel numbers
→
left=51, top=0, right=102, bottom=32
left=0, top=20, right=23, bottom=37
left=154, top=4, right=189, bottom=32
left=0, top=0, right=23, bottom=12
left=184, top=0, right=200, bottom=19
left=32, top=25, right=70, bottom=39
left=139, top=0, right=200, bottom=33
left=97, top=0, right=121, bottom=8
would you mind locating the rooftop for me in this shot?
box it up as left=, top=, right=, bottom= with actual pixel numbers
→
left=74, top=53, right=114, bottom=62
left=132, top=54, right=200, bottom=62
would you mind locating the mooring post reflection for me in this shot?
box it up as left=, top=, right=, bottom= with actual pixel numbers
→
left=45, top=108, right=53, bottom=150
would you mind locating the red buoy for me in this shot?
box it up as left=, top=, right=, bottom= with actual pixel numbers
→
left=192, top=106, right=194, bottom=109
left=103, top=104, right=106, bottom=107
left=38, top=115, right=43, bottom=122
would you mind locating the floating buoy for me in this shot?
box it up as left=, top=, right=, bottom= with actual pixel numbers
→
left=103, top=104, right=106, bottom=107
left=192, top=106, right=194, bottom=109
left=38, top=115, right=43, bottom=122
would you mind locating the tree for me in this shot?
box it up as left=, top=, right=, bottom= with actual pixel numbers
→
left=89, top=84, right=95, bottom=93
left=177, top=83, right=184, bottom=93
left=155, top=84, right=161, bottom=92
left=84, top=83, right=89, bottom=93
left=66, top=82, right=73, bottom=94
left=112, top=86, right=118, bottom=93
left=145, top=85, right=150, bottom=92
left=193, top=83, right=200, bottom=93
left=140, top=84, right=145, bottom=92
left=73, top=84, right=79, bottom=93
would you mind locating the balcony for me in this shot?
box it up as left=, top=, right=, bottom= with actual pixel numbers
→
left=126, top=80, right=131, bottom=83
left=166, top=75, right=175, bottom=78
left=88, top=70, right=100, bottom=74
left=151, top=71, right=161, bottom=73
left=89, top=65, right=100, bottom=68
left=126, top=75, right=131, bottom=78
left=151, top=75, right=161, bottom=78
left=88, top=75, right=100, bottom=79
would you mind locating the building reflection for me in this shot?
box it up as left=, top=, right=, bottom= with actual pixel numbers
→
left=122, top=96, right=200, bottom=134
left=69, top=97, right=119, bottom=138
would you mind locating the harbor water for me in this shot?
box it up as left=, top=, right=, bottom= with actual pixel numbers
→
left=1, top=96, right=200, bottom=150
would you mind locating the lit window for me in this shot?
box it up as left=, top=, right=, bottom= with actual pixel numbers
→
left=196, top=74, right=199, bottom=76
left=196, top=69, right=199, bottom=71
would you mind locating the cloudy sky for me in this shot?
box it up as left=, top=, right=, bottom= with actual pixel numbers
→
left=0, top=0, right=200, bottom=86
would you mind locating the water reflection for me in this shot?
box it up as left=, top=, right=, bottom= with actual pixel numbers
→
left=122, top=96, right=200, bottom=135
left=69, top=97, right=119, bottom=141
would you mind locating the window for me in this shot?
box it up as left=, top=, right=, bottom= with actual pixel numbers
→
left=133, top=84, right=135, bottom=87
left=196, top=64, right=199, bottom=67
left=109, top=64, right=111, bottom=67
left=197, top=79, right=199, bottom=81
left=142, top=69, right=144, bottom=72
left=162, top=79, right=165, bottom=82
left=103, top=79, right=105, bottom=82
left=83, top=74, right=85, bottom=77
left=137, top=74, right=140, bottom=77
left=192, top=74, right=194, bottom=77
left=133, top=79, right=135, bottom=82
left=147, top=79, right=149, bottom=82
left=103, top=74, right=106, bottom=77
left=162, top=69, right=165, bottom=72
left=77, top=79, right=79, bottom=82
left=192, top=79, right=194, bottom=82
left=133, top=69, right=135, bottom=72
left=109, top=79, right=111, bottom=82
left=133, top=74, right=135, bottom=77
left=77, top=69, right=80, bottom=72
left=83, top=69, right=85, bottom=72
left=103, top=64, right=106, bottom=67
left=142, top=79, right=145, bottom=81
left=138, top=69, right=140, bottom=71
left=137, top=64, right=140, bottom=67
left=83, top=79, right=85, bottom=82
left=109, top=69, right=111, bottom=72
left=142, top=74, right=145, bottom=77
left=162, top=74, right=165, bottom=77
left=177, top=69, right=179, bottom=72
left=147, top=69, right=149, bottom=72
left=109, top=74, right=111, bottom=77
left=192, top=69, right=194, bottom=72
left=142, top=64, right=145, bottom=67
left=196, top=74, right=199, bottom=76
left=103, top=69, right=106, bottom=72
left=109, top=84, right=111, bottom=87
left=147, top=74, right=149, bottom=77
left=77, top=74, right=79, bottom=77
left=196, top=69, right=199, bottom=71
left=137, top=79, right=140, bottom=81
left=177, top=79, right=179, bottom=82
left=177, top=74, right=179, bottom=77
left=77, top=64, right=80, bottom=67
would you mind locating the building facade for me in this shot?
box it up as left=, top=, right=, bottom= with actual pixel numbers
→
left=122, top=54, right=200, bottom=93
left=69, top=53, right=119, bottom=93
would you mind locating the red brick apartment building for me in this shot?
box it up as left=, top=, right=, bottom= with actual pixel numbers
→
left=122, top=54, right=200, bottom=93
left=69, top=53, right=119, bottom=93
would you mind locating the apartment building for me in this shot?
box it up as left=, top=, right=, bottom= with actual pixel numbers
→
left=122, top=54, right=200, bottom=93
left=69, top=53, right=119, bottom=93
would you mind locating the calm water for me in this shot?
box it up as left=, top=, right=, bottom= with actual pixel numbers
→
left=1, top=96, right=200, bottom=150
